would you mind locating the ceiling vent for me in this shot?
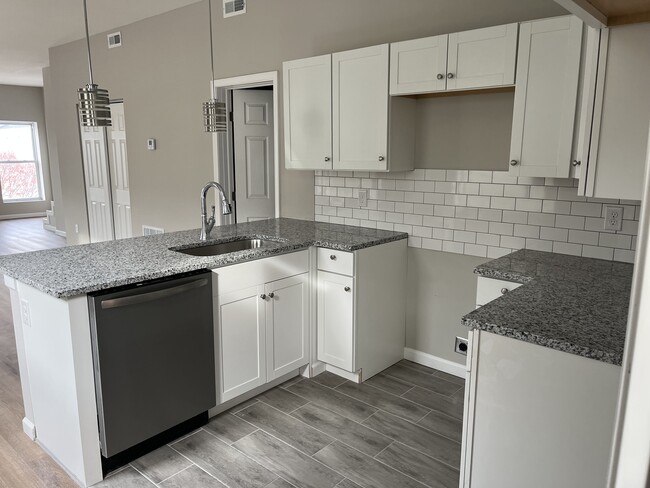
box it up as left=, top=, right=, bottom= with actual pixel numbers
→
left=223, top=0, right=246, bottom=18
left=107, top=32, right=122, bottom=49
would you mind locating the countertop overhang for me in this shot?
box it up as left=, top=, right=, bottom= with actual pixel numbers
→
left=462, top=249, right=634, bottom=365
left=0, top=218, right=407, bottom=298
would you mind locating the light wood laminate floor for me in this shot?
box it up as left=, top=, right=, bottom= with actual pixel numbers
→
left=0, top=218, right=74, bottom=487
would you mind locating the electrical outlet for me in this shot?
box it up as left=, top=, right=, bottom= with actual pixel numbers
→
left=455, top=336, right=468, bottom=356
left=74, top=224, right=79, bottom=233
left=358, top=190, right=368, bottom=207
left=604, top=206, right=624, bottom=231
left=21, top=300, right=31, bottom=327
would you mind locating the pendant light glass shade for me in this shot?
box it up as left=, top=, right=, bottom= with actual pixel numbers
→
left=203, top=0, right=226, bottom=133
left=77, top=0, right=111, bottom=127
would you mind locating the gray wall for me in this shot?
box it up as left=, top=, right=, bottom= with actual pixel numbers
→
left=406, top=248, right=487, bottom=363
left=46, top=0, right=565, bottom=244
left=0, top=84, right=52, bottom=217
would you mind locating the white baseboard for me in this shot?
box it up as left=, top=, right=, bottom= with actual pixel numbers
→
left=0, top=212, right=47, bottom=221
left=404, top=347, right=466, bottom=378
left=22, top=417, right=36, bottom=440
left=54, top=229, right=67, bottom=237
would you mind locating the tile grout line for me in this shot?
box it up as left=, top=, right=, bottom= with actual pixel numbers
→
left=155, top=463, right=194, bottom=485
left=166, top=434, right=235, bottom=487
left=371, top=440, right=395, bottom=460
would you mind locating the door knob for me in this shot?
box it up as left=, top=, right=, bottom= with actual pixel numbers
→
left=437, top=73, right=444, bottom=80
left=572, top=160, right=581, bottom=166
left=268, top=292, right=275, bottom=299
left=325, top=157, right=331, bottom=162
left=260, top=294, right=267, bottom=300
left=510, top=160, right=519, bottom=166
left=344, top=286, right=351, bottom=292
left=378, top=156, right=385, bottom=161
left=447, top=73, right=455, bottom=79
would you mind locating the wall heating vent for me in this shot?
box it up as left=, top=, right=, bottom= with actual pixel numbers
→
left=223, top=0, right=246, bottom=18
left=142, top=225, right=164, bottom=236
left=107, top=32, right=122, bottom=49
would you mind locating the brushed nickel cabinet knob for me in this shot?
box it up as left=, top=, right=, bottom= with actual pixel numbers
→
left=510, top=160, right=519, bottom=166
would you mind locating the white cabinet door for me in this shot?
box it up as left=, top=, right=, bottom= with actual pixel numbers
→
left=283, top=55, right=332, bottom=170
left=390, top=35, right=448, bottom=95
left=509, top=16, right=583, bottom=178
left=317, top=271, right=354, bottom=372
left=333, top=44, right=389, bottom=171
left=447, top=24, right=518, bottom=91
left=217, top=286, right=266, bottom=403
left=265, top=273, right=309, bottom=380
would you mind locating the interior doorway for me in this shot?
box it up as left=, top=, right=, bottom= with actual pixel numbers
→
left=79, top=101, right=132, bottom=243
left=212, top=72, right=280, bottom=226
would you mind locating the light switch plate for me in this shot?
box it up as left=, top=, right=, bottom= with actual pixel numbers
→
left=604, top=206, right=623, bottom=231
left=358, top=190, right=368, bottom=207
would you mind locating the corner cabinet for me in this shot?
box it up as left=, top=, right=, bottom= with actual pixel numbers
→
left=509, top=16, right=584, bottom=178
left=283, top=45, right=415, bottom=172
left=389, top=24, right=518, bottom=95
left=316, top=240, right=407, bottom=381
left=213, top=252, right=309, bottom=403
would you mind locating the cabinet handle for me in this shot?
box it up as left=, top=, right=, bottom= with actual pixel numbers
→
left=344, top=286, right=351, bottom=292
left=268, top=292, right=275, bottom=299
left=501, top=288, right=509, bottom=295
left=447, top=73, right=455, bottom=79
left=330, top=254, right=337, bottom=260
left=378, top=156, right=385, bottom=161
left=510, top=160, right=519, bottom=166
left=260, top=294, right=267, bottom=300
left=437, top=73, right=444, bottom=80
left=325, top=157, right=331, bottom=162
left=572, top=160, right=581, bottom=166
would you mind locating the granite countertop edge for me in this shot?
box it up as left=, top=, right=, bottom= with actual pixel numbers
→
left=0, top=218, right=407, bottom=299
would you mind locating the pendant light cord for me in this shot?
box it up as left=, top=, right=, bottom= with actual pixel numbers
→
left=83, top=0, right=94, bottom=85
left=208, top=0, right=216, bottom=99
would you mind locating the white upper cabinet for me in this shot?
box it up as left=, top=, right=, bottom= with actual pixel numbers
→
left=333, top=44, right=390, bottom=171
left=582, top=23, right=650, bottom=201
left=509, top=16, right=583, bottom=178
left=283, top=55, right=332, bottom=170
left=390, top=35, right=448, bottom=95
left=447, top=24, right=518, bottom=91
left=390, top=24, right=518, bottom=95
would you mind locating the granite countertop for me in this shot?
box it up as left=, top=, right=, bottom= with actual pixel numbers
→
left=0, top=218, right=406, bottom=298
left=462, top=249, right=634, bottom=365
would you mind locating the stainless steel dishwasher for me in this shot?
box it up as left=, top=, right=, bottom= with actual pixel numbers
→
left=88, top=270, right=215, bottom=471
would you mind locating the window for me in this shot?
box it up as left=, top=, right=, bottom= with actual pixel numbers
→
left=0, top=122, right=44, bottom=202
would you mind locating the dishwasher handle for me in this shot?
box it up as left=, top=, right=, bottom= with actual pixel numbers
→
left=100, top=278, right=210, bottom=310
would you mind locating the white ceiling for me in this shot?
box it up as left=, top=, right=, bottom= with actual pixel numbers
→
left=0, top=0, right=204, bottom=87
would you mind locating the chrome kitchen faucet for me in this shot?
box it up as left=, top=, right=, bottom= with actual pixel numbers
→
left=200, top=181, right=232, bottom=240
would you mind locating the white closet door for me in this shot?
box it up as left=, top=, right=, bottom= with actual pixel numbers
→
left=390, top=35, right=448, bottom=95
left=107, top=103, right=132, bottom=239
left=509, top=16, right=583, bottom=178
left=283, top=55, right=332, bottom=170
left=447, top=23, right=518, bottom=90
left=333, top=44, right=389, bottom=172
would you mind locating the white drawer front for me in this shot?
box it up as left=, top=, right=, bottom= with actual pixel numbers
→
left=476, top=276, right=523, bottom=306
left=317, top=248, right=354, bottom=276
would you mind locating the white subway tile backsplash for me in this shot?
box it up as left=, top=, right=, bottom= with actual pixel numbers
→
left=315, top=169, right=639, bottom=262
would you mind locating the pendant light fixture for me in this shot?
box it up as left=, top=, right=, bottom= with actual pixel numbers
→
left=77, top=0, right=111, bottom=127
left=202, top=0, right=227, bottom=132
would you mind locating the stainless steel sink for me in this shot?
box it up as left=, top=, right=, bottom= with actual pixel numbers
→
left=174, top=238, right=278, bottom=257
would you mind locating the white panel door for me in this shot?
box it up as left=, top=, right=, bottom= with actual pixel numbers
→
left=217, top=285, right=267, bottom=403
left=509, top=16, right=583, bottom=178
left=390, top=35, right=448, bottom=95
left=265, top=273, right=309, bottom=380
left=233, top=89, right=275, bottom=223
left=283, top=55, right=332, bottom=170
left=80, top=125, right=114, bottom=243
left=333, top=44, right=389, bottom=172
left=317, top=271, right=354, bottom=372
left=447, top=23, right=518, bottom=91
left=107, top=103, right=132, bottom=239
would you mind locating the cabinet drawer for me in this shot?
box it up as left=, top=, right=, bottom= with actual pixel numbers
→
left=476, top=276, right=523, bottom=306
left=317, top=248, right=354, bottom=276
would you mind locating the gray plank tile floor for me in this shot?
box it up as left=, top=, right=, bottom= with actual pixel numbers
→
left=99, top=360, right=464, bottom=488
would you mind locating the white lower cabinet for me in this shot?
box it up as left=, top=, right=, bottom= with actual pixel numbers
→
left=213, top=251, right=309, bottom=404
left=316, top=239, right=407, bottom=381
